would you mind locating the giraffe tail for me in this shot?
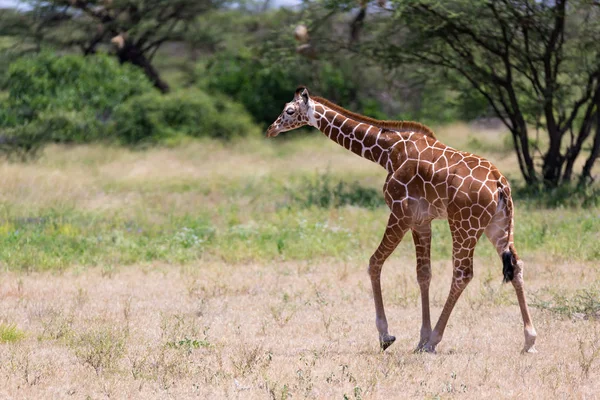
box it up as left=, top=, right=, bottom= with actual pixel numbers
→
left=502, top=250, right=515, bottom=283
left=497, top=179, right=516, bottom=283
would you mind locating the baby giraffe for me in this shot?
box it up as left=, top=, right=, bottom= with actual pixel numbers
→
left=266, top=87, right=537, bottom=353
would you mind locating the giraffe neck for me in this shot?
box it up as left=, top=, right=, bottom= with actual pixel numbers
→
left=309, top=101, right=395, bottom=171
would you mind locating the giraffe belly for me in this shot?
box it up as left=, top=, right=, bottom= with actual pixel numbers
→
left=389, top=196, right=448, bottom=227
left=384, top=169, right=449, bottom=227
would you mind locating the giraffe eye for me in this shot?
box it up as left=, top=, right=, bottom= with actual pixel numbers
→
left=286, top=108, right=295, bottom=115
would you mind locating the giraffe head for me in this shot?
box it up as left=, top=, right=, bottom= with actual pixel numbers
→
left=266, top=86, right=313, bottom=137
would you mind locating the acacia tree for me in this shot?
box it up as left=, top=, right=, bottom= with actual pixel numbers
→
left=15, top=0, right=217, bottom=93
left=306, top=0, right=600, bottom=187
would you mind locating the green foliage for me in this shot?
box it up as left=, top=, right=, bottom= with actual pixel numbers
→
left=288, top=172, right=385, bottom=210
left=0, top=323, right=26, bottom=343
left=2, top=109, right=100, bottom=160
left=199, top=51, right=385, bottom=126
left=112, top=89, right=260, bottom=144
left=30, top=110, right=105, bottom=143
left=0, top=53, right=153, bottom=154
left=0, top=53, right=261, bottom=154
left=199, top=52, right=302, bottom=126
left=9, top=0, right=218, bottom=92
left=5, top=52, right=153, bottom=122
left=0, top=125, right=46, bottom=161
left=514, top=184, right=600, bottom=209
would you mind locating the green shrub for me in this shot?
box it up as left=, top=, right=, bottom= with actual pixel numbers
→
left=34, top=110, right=105, bottom=143
left=0, top=124, right=46, bottom=160
left=513, top=184, right=600, bottom=209
left=1, top=53, right=259, bottom=154
left=199, top=53, right=299, bottom=126
left=199, top=52, right=385, bottom=126
left=0, top=322, right=26, bottom=343
left=112, top=89, right=260, bottom=144
left=1, top=110, right=105, bottom=160
left=0, top=52, right=153, bottom=155
left=6, top=52, right=153, bottom=119
left=288, top=172, right=385, bottom=210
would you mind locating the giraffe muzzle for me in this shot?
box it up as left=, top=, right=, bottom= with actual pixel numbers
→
left=266, top=124, right=280, bottom=138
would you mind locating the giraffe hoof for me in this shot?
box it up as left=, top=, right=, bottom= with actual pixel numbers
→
left=421, top=344, right=437, bottom=354
left=380, top=335, right=396, bottom=351
left=521, top=346, right=538, bottom=354
left=413, top=344, right=427, bottom=353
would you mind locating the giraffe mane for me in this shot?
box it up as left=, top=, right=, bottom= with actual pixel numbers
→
left=311, top=96, right=436, bottom=139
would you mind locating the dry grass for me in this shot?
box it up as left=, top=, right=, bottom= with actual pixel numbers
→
left=1, top=258, right=599, bottom=399
left=1, top=125, right=599, bottom=398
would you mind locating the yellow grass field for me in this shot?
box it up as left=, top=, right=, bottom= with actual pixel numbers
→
left=1, top=124, right=599, bottom=399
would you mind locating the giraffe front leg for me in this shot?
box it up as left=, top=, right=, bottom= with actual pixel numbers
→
left=412, top=224, right=433, bottom=352
left=368, top=214, right=407, bottom=351
left=423, top=270, right=472, bottom=353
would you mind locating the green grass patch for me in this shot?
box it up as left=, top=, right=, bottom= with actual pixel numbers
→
left=0, top=323, right=26, bottom=343
left=0, top=194, right=598, bottom=271
left=531, top=287, right=600, bottom=320
left=514, top=184, right=600, bottom=209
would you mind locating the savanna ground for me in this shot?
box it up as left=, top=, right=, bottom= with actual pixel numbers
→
left=1, top=124, right=599, bottom=399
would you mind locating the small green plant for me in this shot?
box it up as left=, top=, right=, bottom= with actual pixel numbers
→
left=38, top=309, right=74, bottom=341
left=166, top=337, right=211, bottom=353
left=578, top=337, right=600, bottom=379
left=70, top=326, right=127, bottom=376
left=231, top=344, right=272, bottom=377
left=0, top=322, right=26, bottom=343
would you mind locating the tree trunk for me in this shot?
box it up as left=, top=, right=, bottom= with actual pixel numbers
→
left=562, top=111, right=595, bottom=183
left=564, top=86, right=600, bottom=184
left=117, top=40, right=170, bottom=93
left=562, top=118, right=593, bottom=183
left=514, top=117, right=538, bottom=185
left=542, top=109, right=564, bottom=187
left=580, top=108, right=600, bottom=185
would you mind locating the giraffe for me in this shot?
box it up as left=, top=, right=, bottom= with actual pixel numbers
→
left=266, top=87, right=537, bottom=354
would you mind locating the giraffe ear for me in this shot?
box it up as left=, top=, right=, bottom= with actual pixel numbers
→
left=300, top=88, right=309, bottom=105
left=295, top=86, right=310, bottom=105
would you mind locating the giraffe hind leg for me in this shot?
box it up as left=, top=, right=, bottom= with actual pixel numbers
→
left=485, top=215, right=537, bottom=353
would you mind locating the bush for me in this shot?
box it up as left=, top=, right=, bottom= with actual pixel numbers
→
left=1, top=109, right=106, bottom=159
left=0, top=53, right=260, bottom=156
left=288, top=172, right=385, bottom=210
left=6, top=52, right=153, bottom=121
left=0, top=52, right=154, bottom=156
left=112, top=89, right=260, bottom=144
left=199, top=52, right=385, bottom=126
left=34, top=110, right=105, bottom=143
